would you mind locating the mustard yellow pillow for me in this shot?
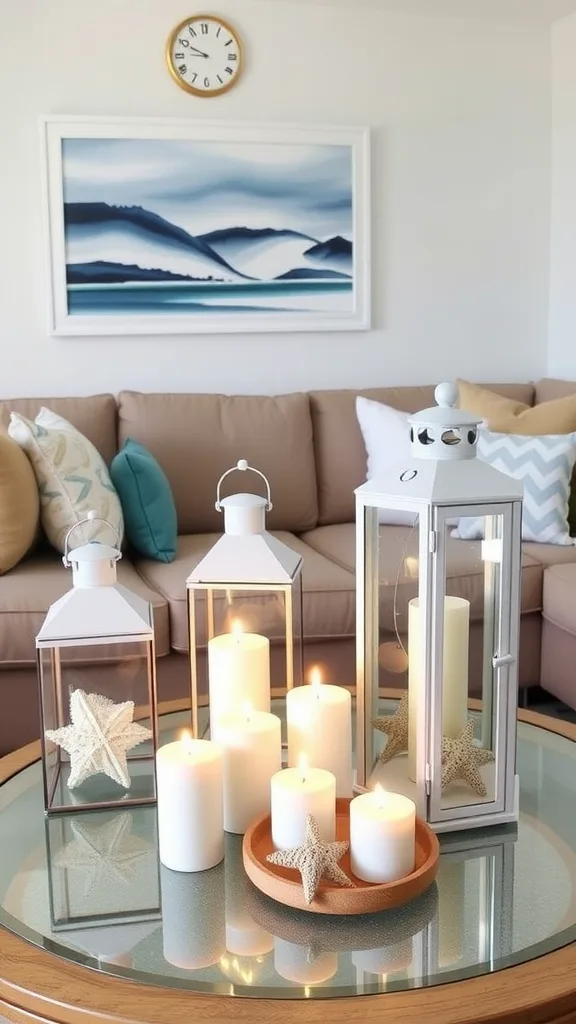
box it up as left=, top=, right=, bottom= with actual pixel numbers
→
left=457, top=380, right=576, bottom=435
left=0, top=432, right=40, bottom=574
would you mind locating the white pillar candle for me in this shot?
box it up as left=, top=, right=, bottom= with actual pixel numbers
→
left=160, top=863, right=225, bottom=970
left=218, top=706, right=282, bottom=834
left=208, top=621, right=270, bottom=741
left=286, top=668, right=353, bottom=797
left=270, top=757, right=336, bottom=850
left=350, top=785, right=415, bottom=884
left=408, top=596, right=470, bottom=781
left=274, top=939, right=338, bottom=985
left=156, top=734, right=224, bottom=873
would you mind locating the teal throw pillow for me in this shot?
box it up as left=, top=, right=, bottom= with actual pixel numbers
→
left=110, top=440, right=177, bottom=562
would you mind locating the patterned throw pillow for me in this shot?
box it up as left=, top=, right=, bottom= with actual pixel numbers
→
left=453, top=429, right=576, bottom=546
left=8, top=407, right=123, bottom=553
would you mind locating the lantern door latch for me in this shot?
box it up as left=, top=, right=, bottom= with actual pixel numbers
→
left=429, top=531, right=438, bottom=554
left=492, top=653, right=515, bottom=670
left=425, top=762, right=432, bottom=796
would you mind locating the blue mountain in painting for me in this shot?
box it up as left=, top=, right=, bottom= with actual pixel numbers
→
left=276, top=268, right=352, bottom=281
left=64, top=204, right=353, bottom=285
left=64, top=203, right=251, bottom=283
left=304, top=236, right=353, bottom=272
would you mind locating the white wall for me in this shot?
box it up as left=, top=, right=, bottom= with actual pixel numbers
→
left=0, top=0, right=551, bottom=397
left=548, top=12, right=576, bottom=380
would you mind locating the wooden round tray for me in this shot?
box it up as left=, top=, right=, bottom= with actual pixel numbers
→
left=242, top=797, right=439, bottom=915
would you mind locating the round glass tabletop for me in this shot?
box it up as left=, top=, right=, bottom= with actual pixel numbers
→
left=1, top=702, right=576, bottom=1001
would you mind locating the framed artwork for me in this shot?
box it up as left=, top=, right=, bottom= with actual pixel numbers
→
left=41, top=116, right=371, bottom=336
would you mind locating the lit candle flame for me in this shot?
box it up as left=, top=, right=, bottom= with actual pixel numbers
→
left=309, top=666, right=322, bottom=698
left=232, top=619, right=243, bottom=641
left=243, top=701, right=252, bottom=722
left=374, top=783, right=386, bottom=808
left=298, top=752, right=308, bottom=782
left=181, top=730, right=195, bottom=754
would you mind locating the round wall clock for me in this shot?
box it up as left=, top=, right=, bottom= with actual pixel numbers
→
left=167, top=14, right=243, bottom=97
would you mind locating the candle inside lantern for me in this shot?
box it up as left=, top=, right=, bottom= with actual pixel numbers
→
left=218, top=702, right=282, bottom=834
left=270, top=754, right=336, bottom=850
left=407, top=596, right=470, bottom=781
left=156, top=732, right=224, bottom=873
left=350, top=784, right=415, bottom=884
left=208, top=619, right=270, bottom=742
left=286, top=667, right=353, bottom=796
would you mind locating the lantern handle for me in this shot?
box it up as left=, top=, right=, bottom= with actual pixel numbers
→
left=62, top=510, right=122, bottom=568
left=215, top=459, right=273, bottom=513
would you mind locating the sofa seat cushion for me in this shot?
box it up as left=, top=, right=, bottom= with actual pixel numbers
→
left=542, top=565, right=576, bottom=636
left=135, top=533, right=356, bottom=652
left=118, top=391, right=318, bottom=535
left=301, top=524, right=543, bottom=630
left=0, top=553, right=170, bottom=666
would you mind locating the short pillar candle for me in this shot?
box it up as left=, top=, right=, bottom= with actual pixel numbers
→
left=270, top=757, right=336, bottom=850
left=286, top=668, right=352, bottom=796
left=350, top=785, right=415, bottom=884
left=218, top=705, right=282, bottom=834
left=156, top=734, right=224, bottom=873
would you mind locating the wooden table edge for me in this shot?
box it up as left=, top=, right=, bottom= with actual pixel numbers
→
left=1, top=700, right=576, bottom=1024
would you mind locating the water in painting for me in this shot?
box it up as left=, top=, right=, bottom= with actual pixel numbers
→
left=61, top=138, right=354, bottom=317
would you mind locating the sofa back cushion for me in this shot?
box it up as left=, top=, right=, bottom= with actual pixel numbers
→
left=0, top=395, right=117, bottom=465
left=118, top=391, right=318, bottom=534
left=534, top=379, right=576, bottom=404
left=311, top=383, right=536, bottom=526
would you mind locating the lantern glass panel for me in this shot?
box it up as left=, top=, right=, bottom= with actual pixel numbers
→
left=39, top=640, right=157, bottom=814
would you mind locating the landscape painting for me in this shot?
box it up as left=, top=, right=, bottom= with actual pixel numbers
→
left=43, top=118, right=370, bottom=335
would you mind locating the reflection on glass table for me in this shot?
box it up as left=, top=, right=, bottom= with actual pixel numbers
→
left=1, top=704, right=576, bottom=999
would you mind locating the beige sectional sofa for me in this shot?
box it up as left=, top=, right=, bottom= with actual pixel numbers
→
left=1, top=379, right=576, bottom=756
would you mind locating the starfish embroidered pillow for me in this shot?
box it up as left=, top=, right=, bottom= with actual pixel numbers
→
left=9, top=407, right=124, bottom=553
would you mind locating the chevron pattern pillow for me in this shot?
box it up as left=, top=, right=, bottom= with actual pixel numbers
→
left=9, top=407, right=123, bottom=554
left=453, top=429, right=576, bottom=546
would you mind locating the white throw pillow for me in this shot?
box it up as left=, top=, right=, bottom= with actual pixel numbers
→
left=355, top=396, right=415, bottom=526
left=9, top=407, right=124, bottom=553
left=453, top=428, right=576, bottom=546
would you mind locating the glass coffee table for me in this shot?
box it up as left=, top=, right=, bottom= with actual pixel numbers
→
left=1, top=698, right=576, bottom=1024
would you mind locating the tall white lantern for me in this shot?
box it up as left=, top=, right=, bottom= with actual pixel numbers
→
left=187, top=460, right=304, bottom=739
left=356, top=384, right=523, bottom=832
left=36, top=512, right=158, bottom=815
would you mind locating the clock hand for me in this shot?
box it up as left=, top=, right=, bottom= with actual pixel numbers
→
left=189, top=46, right=210, bottom=57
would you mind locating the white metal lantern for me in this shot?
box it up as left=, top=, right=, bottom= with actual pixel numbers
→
left=36, top=511, right=159, bottom=815
left=187, top=459, right=304, bottom=739
left=355, top=383, right=523, bottom=832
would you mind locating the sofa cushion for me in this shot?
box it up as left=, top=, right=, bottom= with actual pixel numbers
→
left=0, top=553, right=170, bottom=666
left=300, top=524, right=543, bottom=630
left=310, top=384, right=535, bottom=527
left=111, top=440, right=177, bottom=562
left=118, top=391, right=318, bottom=535
left=542, top=564, right=576, bottom=636
left=534, top=379, right=576, bottom=405
left=458, top=379, right=576, bottom=434
left=0, top=395, right=117, bottom=465
left=135, top=532, right=356, bottom=652
left=0, top=432, right=40, bottom=574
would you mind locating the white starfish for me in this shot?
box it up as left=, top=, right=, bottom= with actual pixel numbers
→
left=55, top=812, right=154, bottom=897
left=46, top=689, right=152, bottom=789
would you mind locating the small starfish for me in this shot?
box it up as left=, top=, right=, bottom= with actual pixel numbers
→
left=373, top=692, right=409, bottom=763
left=55, top=812, right=154, bottom=897
left=46, top=689, right=152, bottom=789
left=266, top=814, right=354, bottom=905
left=441, top=721, right=495, bottom=797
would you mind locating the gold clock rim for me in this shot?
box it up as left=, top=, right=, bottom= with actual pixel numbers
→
left=165, top=13, right=243, bottom=98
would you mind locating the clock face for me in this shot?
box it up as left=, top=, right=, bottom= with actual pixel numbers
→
left=167, top=15, right=243, bottom=97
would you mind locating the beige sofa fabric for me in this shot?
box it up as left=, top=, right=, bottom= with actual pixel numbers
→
left=0, top=395, right=118, bottom=465
left=301, top=523, right=543, bottom=629
left=542, top=564, right=576, bottom=636
left=135, top=532, right=356, bottom=652
left=310, top=384, right=536, bottom=527
left=0, top=553, right=170, bottom=665
left=118, top=391, right=318, bottom=535
left=534, top=378, right=576, bottom=404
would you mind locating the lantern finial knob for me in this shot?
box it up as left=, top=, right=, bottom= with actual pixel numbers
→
left=434, top=382, right=459, bottom=409
left=237, top=459, right=249, bottom=471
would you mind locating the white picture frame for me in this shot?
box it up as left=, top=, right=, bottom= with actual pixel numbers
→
left=41, top=116, right=371, bottom=337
